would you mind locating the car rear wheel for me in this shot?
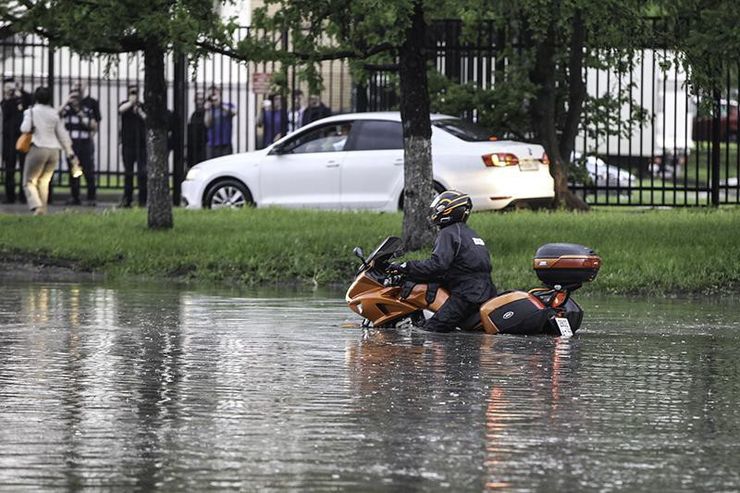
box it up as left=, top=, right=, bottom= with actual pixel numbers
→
left=398, top=181, right=445, bottom=210
left=204, top=179, right=254, bottom=209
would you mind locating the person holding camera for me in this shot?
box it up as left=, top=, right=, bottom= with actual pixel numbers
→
left=203, top=85, right=236, bottom=159
left=20, top=86, right=79, bottom=216
left=71, top=80, right=102, bottom=126
left=60, top=89, right=97, bottom=206
left=118, top=84, right=147, bottom=207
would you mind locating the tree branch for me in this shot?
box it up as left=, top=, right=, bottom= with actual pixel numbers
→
left=199, top=37, right=395, bottom=63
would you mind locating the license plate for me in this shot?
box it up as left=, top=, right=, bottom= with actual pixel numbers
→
left=555, top=317, right=573, bottom=337
left=518, top=159, right=539, bottom=171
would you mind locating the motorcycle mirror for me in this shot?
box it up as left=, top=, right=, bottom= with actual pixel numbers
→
left=353, top=246, right=365, bottom=260
left=353, top=246, right=369, bottom=271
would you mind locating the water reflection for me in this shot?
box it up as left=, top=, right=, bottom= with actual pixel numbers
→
left=0, top=283, right=738, bottom=491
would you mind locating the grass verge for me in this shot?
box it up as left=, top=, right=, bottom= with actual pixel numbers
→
left=1, top=206, right=739, bottom=296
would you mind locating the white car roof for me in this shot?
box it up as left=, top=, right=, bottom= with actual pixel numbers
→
left=305, top=111, right=457, bottom=125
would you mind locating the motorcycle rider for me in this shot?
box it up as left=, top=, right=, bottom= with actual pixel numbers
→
left=391, top=190, right=497, bottom=332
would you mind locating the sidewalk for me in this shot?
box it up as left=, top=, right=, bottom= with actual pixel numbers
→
left=0, top=190, right=123, bottom=215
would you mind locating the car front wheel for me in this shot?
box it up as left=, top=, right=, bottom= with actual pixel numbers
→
left=204, top=179, right=254, bottom=209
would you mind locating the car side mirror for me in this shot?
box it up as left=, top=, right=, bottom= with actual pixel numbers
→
left=270, top=143, right=286, bottom=155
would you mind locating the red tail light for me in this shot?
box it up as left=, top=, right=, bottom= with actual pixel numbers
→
left=541, top=152, right=550, bottom=165
left=551, top=290, right=568, bottom=308
left=482, top=153, right=519, bottom=167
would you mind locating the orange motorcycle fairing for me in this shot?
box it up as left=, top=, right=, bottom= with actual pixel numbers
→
left=345, top=273, right=383, bottom=303
left=346, top=273, right=449, bottom=327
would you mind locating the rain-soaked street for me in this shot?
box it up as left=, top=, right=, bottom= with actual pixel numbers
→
left=1, top=281, right=739, bottom=491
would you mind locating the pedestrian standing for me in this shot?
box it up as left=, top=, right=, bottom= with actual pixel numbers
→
left=60, top=89, right=97, bottom=205
left=287, top=89, right=305, bottom=134
left=204, top=86, right=236, bottom=159
left=71, top=80, right=102, bottom=126
left=301, top=93, right=332, bottom=127
left=187, top=91, right=207, bottom=168
left=118, top=84, right=147, bottom=207
left=257, top=94, right=284, bottom=148
left=2, top=78, right=32, bottom=203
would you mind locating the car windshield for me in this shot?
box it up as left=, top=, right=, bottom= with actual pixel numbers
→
left=433, top=118, right=494, bottom=142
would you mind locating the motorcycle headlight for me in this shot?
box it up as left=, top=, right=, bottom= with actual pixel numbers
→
left=185, top=168, right=202, bottom=181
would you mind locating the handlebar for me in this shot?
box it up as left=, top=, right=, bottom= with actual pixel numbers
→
left=383, top=274, right=405, bottom=287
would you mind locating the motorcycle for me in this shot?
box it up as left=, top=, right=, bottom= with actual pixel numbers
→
left=345, top=236, right=601, bottom=336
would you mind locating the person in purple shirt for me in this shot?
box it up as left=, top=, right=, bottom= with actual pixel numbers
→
left=257, top=94, right=284, bottom=149
left=204, top=86, right=236, bottom=159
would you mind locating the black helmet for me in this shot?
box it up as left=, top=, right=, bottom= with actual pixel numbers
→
left=429, top=190, right=472, bottom=226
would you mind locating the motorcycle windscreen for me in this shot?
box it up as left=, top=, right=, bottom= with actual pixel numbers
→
left=480, top=291, right=553, bottom=335
left=366, top=236, right=403, bottom=265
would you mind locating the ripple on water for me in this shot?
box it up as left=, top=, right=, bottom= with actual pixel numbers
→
left=0, top=284, right=739, bottom=491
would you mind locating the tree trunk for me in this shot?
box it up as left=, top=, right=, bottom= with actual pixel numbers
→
left=399, top=0, right=435, bottom=251
left=144, top=43, right=173, bottom=229
left=529, top=20, right=589, bottom=211
left=559, top=11, right=587, bottom=166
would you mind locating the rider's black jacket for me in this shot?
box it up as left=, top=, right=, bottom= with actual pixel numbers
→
left=403, top=222, right=496, bottom=303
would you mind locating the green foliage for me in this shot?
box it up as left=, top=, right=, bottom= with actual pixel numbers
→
left=1, top=207, right=739, bottom=296
left=658, top=1, right=740, bottom=97
left=581, top=90, right=651, bottom=142
left=0, top=0, right=230, bottom=55
left=428, top=67, right=536, bottom=140
left=239, top=0, right=420, bottom=91
left=425, top=0, right=659, bottom=207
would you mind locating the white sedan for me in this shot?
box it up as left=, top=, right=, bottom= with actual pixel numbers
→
left=182, top=112, right=554, bottom=211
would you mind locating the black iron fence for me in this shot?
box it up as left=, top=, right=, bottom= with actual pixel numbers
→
left=418, top=19, right=740, bottom=207
left=1, top=28, right=355, bottom=205
left=1, top=20, right=738, bottom=207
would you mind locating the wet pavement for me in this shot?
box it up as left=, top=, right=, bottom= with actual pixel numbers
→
left=1, top=281, right=739, bottom=491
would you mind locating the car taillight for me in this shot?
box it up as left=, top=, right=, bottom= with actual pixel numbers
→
left=482, top=153, right=519, bottom=167
left=541, top=152, right=550, bottom=165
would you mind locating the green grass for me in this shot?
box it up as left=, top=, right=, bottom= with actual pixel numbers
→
left=585, top=187, right=720, bottom=206
left=687, top=142, right=739, bottom=184
left=1, top=207, right=739, bottom=296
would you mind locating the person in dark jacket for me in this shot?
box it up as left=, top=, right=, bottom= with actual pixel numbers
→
left=187, top=91, right=207, bottom=168
left=118, top=84, right=147, bottom=207
left=301, top=94, right=331, bottom=126
left=392, top=190, right=497, bottom=333
left=60, top=89, right=98, bottom=205
left=2, top=78, right=32, bottom=203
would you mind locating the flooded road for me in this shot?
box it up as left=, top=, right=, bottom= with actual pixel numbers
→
left=0, top=281, right=739, bottom=491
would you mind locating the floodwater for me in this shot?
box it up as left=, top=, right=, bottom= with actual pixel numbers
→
left=0, top=281, right=739, bottom=492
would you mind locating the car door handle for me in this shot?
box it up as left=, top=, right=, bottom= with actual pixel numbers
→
left=394, top=159, right=404, bottom=166
left=326, top=162, right=340, bottom=168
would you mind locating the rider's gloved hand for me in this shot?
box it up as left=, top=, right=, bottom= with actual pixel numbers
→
left=386, top=261, right=407, bottom=275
